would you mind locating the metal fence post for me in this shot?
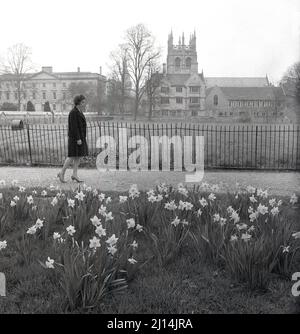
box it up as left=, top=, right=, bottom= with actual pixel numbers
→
left=255, top=125, right=258, bottom=168
left=26, top=124, right=33, bottom=165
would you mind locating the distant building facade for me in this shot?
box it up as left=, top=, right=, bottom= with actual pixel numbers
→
left=152, top=32, right=287, bottom=122
left=0, top=66, right=106, bottom=112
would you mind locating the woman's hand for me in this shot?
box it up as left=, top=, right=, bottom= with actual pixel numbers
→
left=77, top=139, right=82, bottom=145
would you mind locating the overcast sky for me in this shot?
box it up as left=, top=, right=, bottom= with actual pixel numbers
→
left=0, top=0, right=299, bottom=84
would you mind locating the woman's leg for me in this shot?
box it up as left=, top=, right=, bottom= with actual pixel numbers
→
left=60, top=157, right=74, bottom=179
left=72, top=157, right=81, bottom=178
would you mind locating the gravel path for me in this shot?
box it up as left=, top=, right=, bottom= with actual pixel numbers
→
left=0, top=166, right=299, bottom=196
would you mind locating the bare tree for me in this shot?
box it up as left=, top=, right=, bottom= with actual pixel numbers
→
left=281, top=61, right=300, bottom=104
left=145, top=60, right=161, bottom=120
left=125, top=24, right=161, bottom=120
left=0, top=44, right=35, bottom=111
left=109, top=44, right=131, bottom=119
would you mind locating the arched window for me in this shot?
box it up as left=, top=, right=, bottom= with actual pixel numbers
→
left=175, top=57, right=181, bottom=71
left=185, top=57, right=191, bottom=69
left=213, top=95, right=218, bottom=106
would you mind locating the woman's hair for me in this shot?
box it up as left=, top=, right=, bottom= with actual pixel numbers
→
left=74, top=94, right=86, bottom=106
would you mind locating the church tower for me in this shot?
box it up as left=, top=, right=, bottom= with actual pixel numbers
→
left=167, top=31, right=198, bottom=74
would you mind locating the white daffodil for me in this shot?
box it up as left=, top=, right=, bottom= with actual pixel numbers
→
left=98, top=205, right=107, bottom=216
left=107, top=245, right=117, bottom=255
left=10, top=200, right=17, bottom=207
left=41, top=190, right=47, bottom=197
left=282, top=246, right=290, bottom=253
left=290, top=194, right=298, bottom=205
left=130, top=240, right=138, bottom=249
left=13, top=196, right=20, bottom=202
left=241, top=233, right=252, bottom=242
left=105, top=234, right=118, bottom=246
left=249, top=195, right=257, bottom=203
left=227, top=206, right=235, bottom=214
left=51, top=197, right=58, bottom=207
left=90, top=215, right=101, bottom=226
left=32, top=190, right=37, bottom=195
left=32, top=205, right=37, bottom=211
left=269, top=198, right=277, bottom=207
left=105, top=212, right=114, bottom=222
left=98, top=193, right=106, bottom=201
left=129, top=184, right=140, bottom=199
left=177, top=185, right=189, bottom=197
left=45, top=257, right=55, bottom=269
left=92, top=189, right=98, bottom=197
left=27, top=195, right=33, bottom=204
left=213, top=213, right=221, bottom=222
left=105, top=197, right=112, bottom=204
left=196, top=209, right=202, bottom=217
left=126, top=218, right=136, bottom=229
left=277, top=200, right=283, bottom=207
left=66, top=225, right=76, bottom=236
left=236, top=223, right=248, bottom=231
left=171, top=216, right=181, bottom=227
left=211, top=184, right=220, bottom=192
left=292, top=232, right=300, bottom=239
left=248, top=225, right=255, bottom=232
left=147, top=189, right=155, bottom=197
left=181, top=219, right=189, bottom=226
left=67, top=198, right=75, bottom=208
left=89, top=236, right=101, bottom=249
left=271, top=207, right=279, bottom=216
left=53, top=232, right=61, bottom=240
left=11, top=179, right=18, bottom=187
left=249, top=211, right=259, bottom=222
left=0, top=240, right=7, bottom=250
left=230, top=235, right=238, bottom=242
left=230, top=211, right=240, bottom=224
left=246, top=185, right=256, bottom=194
left=208, top=193, right=216, bottom=202
left=257, top=204, right=268, bottom=215
left=35, top=218, right=44, bottom=229
left=128, top=257, right=137, bottom=265
left=199, top=197, right=208, bottom=207
left=18, top=186, right=25, bottom=193
left=219, top=218, right=227, bottom=227
left=156, top=194, right=163, bottom=202
left=95, top=225, right=106, bottom=237
left=75, top=191, right=85, bottom=201
left=165, top=200, right=177, bottom=211
left=119, top=196, right=128, bottom=203
left=27, top=226, right=37, bottom=235
left=148, top=195, right=157, bottom=203
left=136, top=224, right=143, bottom=232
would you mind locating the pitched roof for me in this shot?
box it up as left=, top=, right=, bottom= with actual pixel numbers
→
left=218, top=87, right=276, bottom=100
left=205, top=77, right=269, bottom=87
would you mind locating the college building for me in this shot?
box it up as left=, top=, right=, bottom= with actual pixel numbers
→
left=0, top=66, right=106, bottom=112
left=152, top=31, right=289, bottom=122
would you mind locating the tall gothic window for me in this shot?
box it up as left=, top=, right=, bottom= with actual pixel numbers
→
left=175, top=57, right=181, bottom=71
left=185, top=57, right=191, bottom=69
left=213, top=95, right=218, bottom=106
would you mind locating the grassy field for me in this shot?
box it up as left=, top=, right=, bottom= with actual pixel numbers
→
left=0, top=122, right=299, bottom=170
left=0, top=182, right=299, bottom=314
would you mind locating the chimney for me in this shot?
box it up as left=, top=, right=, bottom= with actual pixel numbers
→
left=163, top=63, right=166, bottom=75
left=77, top=67, right=80, bottom=72
left=42, top=66, right=53, bottom=73
left=99, top=66, right=102, bottom=75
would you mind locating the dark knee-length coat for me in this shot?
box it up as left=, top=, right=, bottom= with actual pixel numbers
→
left=67, top=106, right=89, bottom=157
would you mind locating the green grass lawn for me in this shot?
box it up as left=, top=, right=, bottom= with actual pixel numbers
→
left=0, top=184, right=299, bottom=314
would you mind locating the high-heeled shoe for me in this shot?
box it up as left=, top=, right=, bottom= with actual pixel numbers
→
left=71, top=175, right=84, bottom=183
left=57, top=172, right=67, bottom=183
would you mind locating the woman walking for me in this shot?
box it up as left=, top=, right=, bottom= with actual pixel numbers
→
left=57, top=94, right=88, bottom=183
